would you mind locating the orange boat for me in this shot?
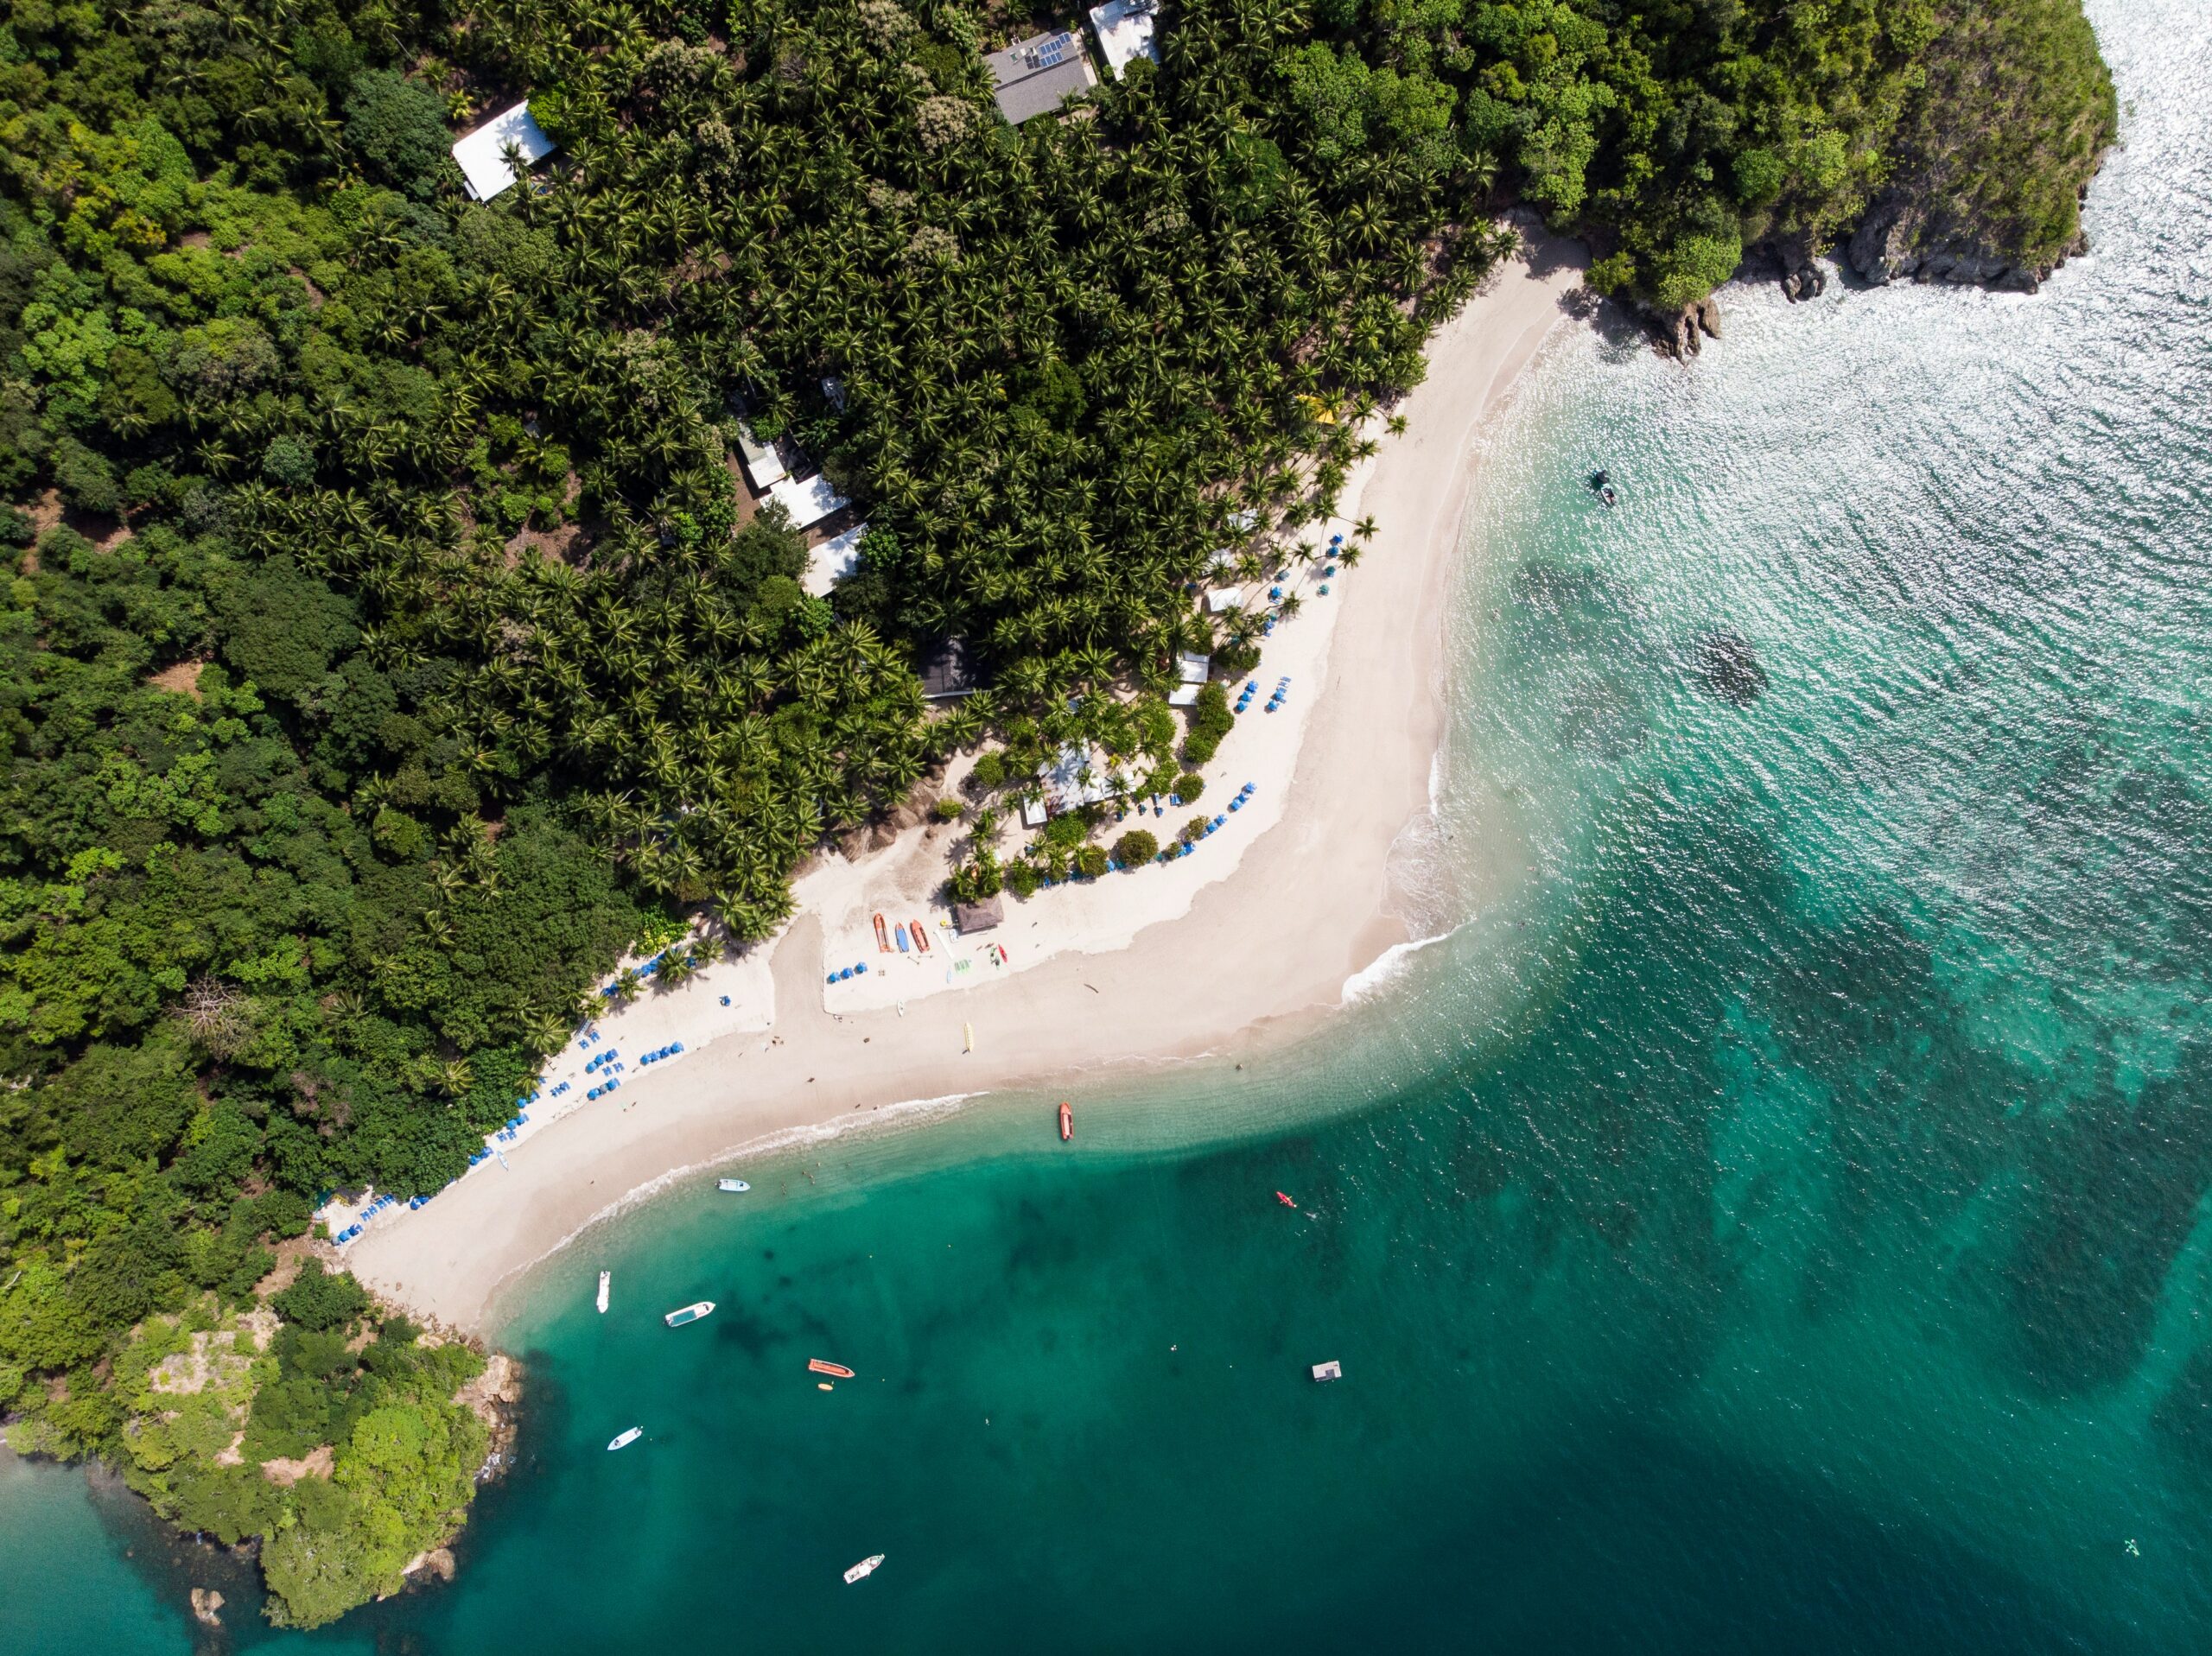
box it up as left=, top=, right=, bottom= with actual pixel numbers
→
left=873, top=912, right=890, bottom=952
left=910, top=922, right=931, bottom=954
left=1058, top=1101, right=1072, bottom=1141
left=808, top=1358, right=855, bottom=1379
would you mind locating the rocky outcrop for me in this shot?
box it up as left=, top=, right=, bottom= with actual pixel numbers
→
left=1658, top=296, right=1725, bottom=358
left=453, top=1348, right=522, bottom=1481
left=1758, top=229, right=1829, bottom=302
left=190, top=1587, right=225, bottom=1627
left=1846, top=194, right=2086, bottom=292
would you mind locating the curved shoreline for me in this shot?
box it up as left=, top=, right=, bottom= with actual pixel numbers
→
left=345, top=228, right=1590, bottom=1333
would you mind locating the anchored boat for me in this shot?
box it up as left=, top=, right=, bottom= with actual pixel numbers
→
left=844, top=1554, right=885, bottom=1584
left=718, top=1177, right=750, bottom=1193
left=1058, top=1101, right=1072, bottom=1141
left=664, top=1301, right=715, bottom=1327
left=809, top=1358, right=855, bottom=1378
left=596, top=1271, right=610, bottom=1314
left=607, top=1427, right=643, bottom=1450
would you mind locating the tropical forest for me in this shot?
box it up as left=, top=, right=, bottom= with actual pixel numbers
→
left=0, top=0, right=2113, bottom=1627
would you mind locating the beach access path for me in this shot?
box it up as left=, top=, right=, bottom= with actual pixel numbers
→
left=345, top=227, right=1589, bottom=1332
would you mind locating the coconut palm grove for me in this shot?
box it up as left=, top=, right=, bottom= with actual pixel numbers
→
left=0, top=0, right=2113, bottom=1627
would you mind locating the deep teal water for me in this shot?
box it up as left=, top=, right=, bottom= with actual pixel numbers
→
left=12, top=1, right=2212, bottom=1647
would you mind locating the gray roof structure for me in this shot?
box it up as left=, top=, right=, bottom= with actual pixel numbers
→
left=920, top=638, right=980, bottom=700
left=951, top=897, right=1004, bottom=933
left=985, top=30, right=1097, bottom=124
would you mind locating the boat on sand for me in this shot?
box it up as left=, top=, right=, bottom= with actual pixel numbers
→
left=664, top=1301, right=715, bottom=1327
left=844, top=1554, right=885, bottom=1584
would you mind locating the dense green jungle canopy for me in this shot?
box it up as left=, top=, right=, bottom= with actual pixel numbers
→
left=0, top=0, right=2112, bottom=1627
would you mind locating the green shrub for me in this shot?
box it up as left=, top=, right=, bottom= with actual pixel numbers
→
left=1181, top=815, right=1210, bottom=844
left=931, top=796, right=963, bottom=822
left=1114, top=829, right=1158, bottom=866
left=272, top=1262, right=371, bottom=1333
left=1174, top=773, right=1205, bottom=803
left=343, top=71, right=455, bottom=200
left=1003, top=861, right=1039, bottom=898
left=1180, top=682, right=1233, bottom=766
left=1074, top=846, right=1109, bottom=879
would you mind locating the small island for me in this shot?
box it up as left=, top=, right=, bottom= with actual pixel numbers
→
left=0, top=0, right=2113, bottom=1628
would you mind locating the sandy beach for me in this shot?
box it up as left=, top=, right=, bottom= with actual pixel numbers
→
left=344, top=226, right=1588, bottom=1331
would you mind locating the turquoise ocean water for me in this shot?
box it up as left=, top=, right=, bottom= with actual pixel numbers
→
left=12, top=0, right=2212, bottom=1646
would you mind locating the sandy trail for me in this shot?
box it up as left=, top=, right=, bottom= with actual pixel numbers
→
left=346, top=229, right=1588, bottom=1331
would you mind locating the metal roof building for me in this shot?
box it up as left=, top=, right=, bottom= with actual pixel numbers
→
left=985, top=31, right=1098, bottom=124
left=1088, top=0, right=1160, bottom=79
left=452, top=101, right=556, bottom=201
left=768, top=472, right=849, bottom=531
left=804, top=523, right=867, bottom=597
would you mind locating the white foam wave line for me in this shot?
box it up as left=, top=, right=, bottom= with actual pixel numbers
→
left=1339, top=924, right=1459, bottom=1005
left=485, top=1090, right=987, bottom=1318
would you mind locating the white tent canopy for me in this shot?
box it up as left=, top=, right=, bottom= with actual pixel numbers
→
left=452, top=102, right=556, bottom=201
left=768, top=473, right=849, bottom=530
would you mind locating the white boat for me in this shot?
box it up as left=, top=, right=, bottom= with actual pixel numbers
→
left=596, top=1270, right=610, bottom=1313
left=843, top=1553, right=885, bottom=1584
left=664, top=1300, right=715, bottom=1327
left=607, top=1427, right=642, bottom=1451
left=718, top=1178, right=750, bottom=1193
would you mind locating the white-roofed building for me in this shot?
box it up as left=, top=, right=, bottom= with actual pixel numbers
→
left=1205, top=588, right=1243, bottom=613
left=1168, top=650, right=1211, bottom=707
left=768, top=472, right=849, bottom=530
left=1088, top=0, right=1160, bottom=79
left=733, top=422, right=785, bottom=492
left=804, top=523, right=867, bottom=596
left=1041, top=743, right=1116, bottom=814
left=452, top=101, right=557, bottom=201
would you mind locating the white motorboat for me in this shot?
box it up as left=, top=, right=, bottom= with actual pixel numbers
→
left=843, top=1554, right=885, bottom=1584
left=596, top=1270, right=610, bottom=1313
left=664, top=1301, right=715, bottom=1327
left=607, top=1427, right=641, bottom=1451
left=718, top=1178, right=750, bottom=1193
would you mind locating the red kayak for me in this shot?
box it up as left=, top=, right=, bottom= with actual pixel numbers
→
left=1275, top=1191, right=1297, bottom=1209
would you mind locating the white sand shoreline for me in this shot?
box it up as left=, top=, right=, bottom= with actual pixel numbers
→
left=343, top=225, right=1589, bottom=1333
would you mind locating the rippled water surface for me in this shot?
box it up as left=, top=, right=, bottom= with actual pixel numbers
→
left=15, top=0, right=2212, bottom=1648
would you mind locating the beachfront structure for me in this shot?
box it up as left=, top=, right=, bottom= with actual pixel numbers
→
left=951, top=897, right=1004, bottom=934
left=804, top=523, right=867, bottom=597
left=1205, top=588, right=1243, bottom=613
left=733, top=421, right=786, bottom=492
left=768, top=472, right=849, bottom=530
left=985, top=30, right=1098, bottom=124
left=1088, top=0, right=1160, bottom=78
left=921, top=638, right=979, bottom=699
left=452, top=101, right=557, bottom=201
left=1041, top=742, right=1116, bottom=814
left=1168, top=650, right=1212, bottom=707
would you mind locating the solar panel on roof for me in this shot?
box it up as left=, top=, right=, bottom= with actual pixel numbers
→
left=1034, top=33, right=1071, bottom=66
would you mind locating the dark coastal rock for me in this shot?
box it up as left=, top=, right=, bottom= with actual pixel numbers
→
left=1694, top=631, right=1769, bottom=707
left=1847, top=194, right=2087, bottom=293
left=1763, top=229, right=1828, bottom=302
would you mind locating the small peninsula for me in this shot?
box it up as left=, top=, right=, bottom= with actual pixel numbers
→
left=0, top=0, right=2114, bottom=1629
